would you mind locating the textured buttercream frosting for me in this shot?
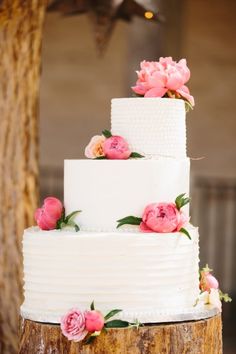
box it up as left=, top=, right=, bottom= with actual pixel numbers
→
left=64, top=158, right=190, bottom=231
left=21, top=226, right=199, bottom=324
left=111, top=98, right=186, bottom=158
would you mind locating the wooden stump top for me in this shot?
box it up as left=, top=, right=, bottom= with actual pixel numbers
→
left=19, top=315, right=222, bottom=354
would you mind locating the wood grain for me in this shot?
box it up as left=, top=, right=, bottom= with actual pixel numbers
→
left=19, top=315, right=222, bottom=354
left=0, top=1, right=46, bottom=353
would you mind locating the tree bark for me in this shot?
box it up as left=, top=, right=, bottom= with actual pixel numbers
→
left=0, top=1, right=46, bottom=353
left=19, top=315, right=222, bottom=354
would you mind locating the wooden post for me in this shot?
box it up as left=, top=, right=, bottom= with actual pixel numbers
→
left=0, top=1, right=46, bottom=353
left=19, top=315, right=222, bottom=354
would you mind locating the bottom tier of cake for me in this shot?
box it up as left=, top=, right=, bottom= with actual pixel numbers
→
left=21, top=226, right=200, bottom=323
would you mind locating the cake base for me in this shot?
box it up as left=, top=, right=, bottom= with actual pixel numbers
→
left=19, top=314, right=222, bottom=354
left=20, top=305, right=219, bottom=324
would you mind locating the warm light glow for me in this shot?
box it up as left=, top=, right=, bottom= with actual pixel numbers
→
left=144, top=11, right=154, bottom=20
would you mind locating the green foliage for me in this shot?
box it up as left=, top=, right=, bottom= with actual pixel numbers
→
left=104, top=309, right=122, bottom=321
left=117, top=216, right=142, bottom=229
left=105, top=320, right=130, bottom=328
left=179, top=227, right=191, bottom=240
left=130, top=152, right=144, bottom=158
left=175, top=193, right=190, bottom=210
left=102, top=129, right=112, bottom=138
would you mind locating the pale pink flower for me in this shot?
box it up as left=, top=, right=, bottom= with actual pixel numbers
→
left=35, top=197, right=63, bottom=230
left=199, top=290, right=222, bottom=312
left=132, top=57, right=194, bottom=106
left=208, top=289, right=222, bottom=312
left=61, top=309, right=88, bottom=342
left=85, top=135, right=106, bottom=159
left=200, top=271, right=219, bottom=292
left=103, top=135, right=131, bottom=160
left=85, top=310, right=105, bottom=332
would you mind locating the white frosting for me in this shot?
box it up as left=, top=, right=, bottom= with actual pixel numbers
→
left=64, top=158, right=190, bottom=231
left=21, top=226, right=199, bottom=324
left=111, top=98, right=186, bottom=158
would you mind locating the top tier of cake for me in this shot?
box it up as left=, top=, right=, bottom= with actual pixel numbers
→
left=111, top=98, right=186, bottom=158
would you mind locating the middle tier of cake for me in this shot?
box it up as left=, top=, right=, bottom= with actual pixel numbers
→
left=64, top=158, right=190, bottom=231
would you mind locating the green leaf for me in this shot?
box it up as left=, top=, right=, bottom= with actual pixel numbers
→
left=84, top=335, right=97, bottom=345
left=102, top=129, right=112, bottom=138
left=64, top=210, right=81, bottom=223
left=179, top=227, right=191, bottom=240
left=130, top=152, right=145, bottom=159
left=117, top=216, right=142, bottom=229
left=201, top=264, right=213, bottom=273
left=66, top=220, right=80, bottom=232
left=90, top=301, right=95, bottom=310
left=56, top=208, right=66, bottom=229
left=104, top=309, right=122, bottom=321
left=219, top=290, right=232, bottom=303
left=175, top=193, right=190, bottom=210
left=105, top=320, right=130, bottom=328
left=185, top=100, right=193, bottom=112
left=94, top=156, right=107, bottom=160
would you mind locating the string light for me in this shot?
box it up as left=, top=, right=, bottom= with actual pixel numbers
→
left=144, top=11, right=154, bottom=20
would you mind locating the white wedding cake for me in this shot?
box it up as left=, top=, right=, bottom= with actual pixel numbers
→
left=21, top=57, right=230, bottom=345
left=21, top=96, right=200, bottom=323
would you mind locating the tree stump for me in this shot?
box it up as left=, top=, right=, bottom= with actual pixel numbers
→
left=19, top=315, right=222, bottom=354
left=0, top=1, right=47, bottom=353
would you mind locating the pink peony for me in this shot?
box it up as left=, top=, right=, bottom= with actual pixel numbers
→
left=103, top=135, right=131, bottom=160
left=35, top=197, right=63, bottom=230
left=200, top=271, right=219, bottom=292
left=140, top=202, right=187, bottom=233
left=61, top=309, right=88, bottom=342
left=132, top=57, right=194, bottom=106
left=85, top=135, right=106, bottom=159
left=85, top=310, right=105, bottom=332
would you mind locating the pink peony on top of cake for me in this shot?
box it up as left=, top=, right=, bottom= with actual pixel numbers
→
left=132, top=57, right=195, bottom=107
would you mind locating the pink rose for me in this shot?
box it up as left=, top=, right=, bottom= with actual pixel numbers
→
left=103, top=135, right=131, bottom=160
left=85, top=135, right=106, bottom=159
left=140, top=202, right=186, bottom=233
left=61, top=309, right=88, bottom=342
left=85, top=310, right=105, bottom=332
left=132, top=57, right=194, bottom=106
left=35, top=197, right=63, bottom=230
left=200, top=271, right=219, bottom=292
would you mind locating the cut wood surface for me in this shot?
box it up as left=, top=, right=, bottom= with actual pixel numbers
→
left=0, top=1, right=47, bottom=353
left=19, top=315, right=222, bottom=354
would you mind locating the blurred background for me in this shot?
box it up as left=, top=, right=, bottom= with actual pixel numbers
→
left=39, top=1, right=236, bottom=352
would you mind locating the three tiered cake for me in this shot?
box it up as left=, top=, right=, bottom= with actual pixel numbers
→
left=21, top=58, right=227, bottom=340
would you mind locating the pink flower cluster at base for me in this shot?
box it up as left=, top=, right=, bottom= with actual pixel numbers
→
left=132, top=57, right=194, bottom=107
left=61, top=309, right=88, bottom=342
left=61, top=309, right=105, bottom=342
left=35, top=197, right=63, bottom=230
left=140, top=202, right=189, bottom=233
